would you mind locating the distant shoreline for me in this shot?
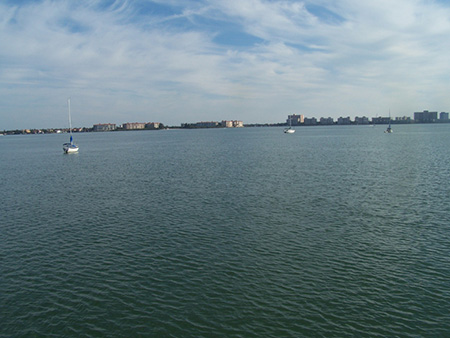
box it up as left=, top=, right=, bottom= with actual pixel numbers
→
left=2, top=120, right=449, bottom=136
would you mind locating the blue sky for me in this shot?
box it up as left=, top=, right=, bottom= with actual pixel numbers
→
left=1, top=0, right=450, bottom=129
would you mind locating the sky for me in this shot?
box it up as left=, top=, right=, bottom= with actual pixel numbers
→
left=1, top=0, right=450, bottom=129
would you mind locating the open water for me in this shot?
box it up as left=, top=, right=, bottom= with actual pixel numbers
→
left=1, top=124, right=450, bottom=337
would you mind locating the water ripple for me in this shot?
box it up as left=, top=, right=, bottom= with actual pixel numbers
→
left=1, top=127, right=450, bottom=337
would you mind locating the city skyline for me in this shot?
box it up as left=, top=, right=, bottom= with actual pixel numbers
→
left=4, top=110, right=449, bottom=134
left=2, top=0, right=450, bottom=130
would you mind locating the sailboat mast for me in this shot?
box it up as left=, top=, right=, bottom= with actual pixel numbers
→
left=68, top=98, right=74, bottom=144
left=68, top=98, right=72, bottom=134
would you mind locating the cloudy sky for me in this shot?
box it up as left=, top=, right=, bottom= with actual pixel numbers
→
left=1, top=0, right=450, bottom=129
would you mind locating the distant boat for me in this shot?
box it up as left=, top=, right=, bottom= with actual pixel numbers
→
left=284, top=118, right=295, bottom=134
left=63, top=98, right=79, bottom=153
left=385, top=110, right=393, bottom=133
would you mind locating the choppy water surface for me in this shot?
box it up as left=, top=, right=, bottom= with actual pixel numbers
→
left=1, top=125, right=449, bottom=337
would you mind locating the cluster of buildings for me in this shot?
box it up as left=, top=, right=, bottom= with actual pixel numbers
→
left=287, top=114, right=380, bottom=126
left=414, top=110, right=449, bottom=123
left=92, top=120, right=243, bottom=131
left=91, top=111, right=450, bottom=131
left=5, top=110, right=450, bottom=135
left=287, top=110, right=450, bottom=126
left=92, top=122, right=161, bottom=131
left=181, top=120, right=244, bottom=128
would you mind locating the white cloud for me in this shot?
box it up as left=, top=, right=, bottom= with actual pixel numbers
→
left=1, top=0, right=450, bottom=129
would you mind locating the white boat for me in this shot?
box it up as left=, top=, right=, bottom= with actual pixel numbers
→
left=284, top=117, right=295, bottom=133
left=63, top=98, right=79, bottom=153
left=384, top=110, right=393, bottom=133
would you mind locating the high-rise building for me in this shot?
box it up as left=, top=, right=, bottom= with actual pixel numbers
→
left=372, top=116, right=390, bottom=124
left=354, top=116, right=369, bottom=124
left=337, top=116, right=351, bottom=125
left=287, top=114, right=304, bottom=126
left=320, top=117, right=334, bottom=125
left=304, top=117, right=317, bottom=125
left=414, top=110, right=438, bottom=123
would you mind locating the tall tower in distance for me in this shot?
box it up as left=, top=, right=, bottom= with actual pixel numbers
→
left=287, top=114, right=304, bottom=126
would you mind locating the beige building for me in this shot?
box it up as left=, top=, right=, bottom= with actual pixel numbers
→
left=222, top=120, right=243, bottom=127
left=145, top=122, right=160, bottom=129
left=123, top=122, right=145, bottom=130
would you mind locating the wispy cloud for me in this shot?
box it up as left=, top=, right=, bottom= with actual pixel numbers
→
left=1, top=0, right=450, bottom=129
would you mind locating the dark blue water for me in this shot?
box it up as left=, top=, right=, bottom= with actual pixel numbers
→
left=1, top=125, right=450, bottom=337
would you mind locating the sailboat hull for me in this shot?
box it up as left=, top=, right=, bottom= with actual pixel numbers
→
left=63, top=143, right=79, bottom=153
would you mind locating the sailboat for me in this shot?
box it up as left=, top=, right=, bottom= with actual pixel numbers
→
left=63, top=98, right=79, bottom=153
left=284, top=117, right=295, bottom=134
left=385, top=110, right=393, bottom=133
